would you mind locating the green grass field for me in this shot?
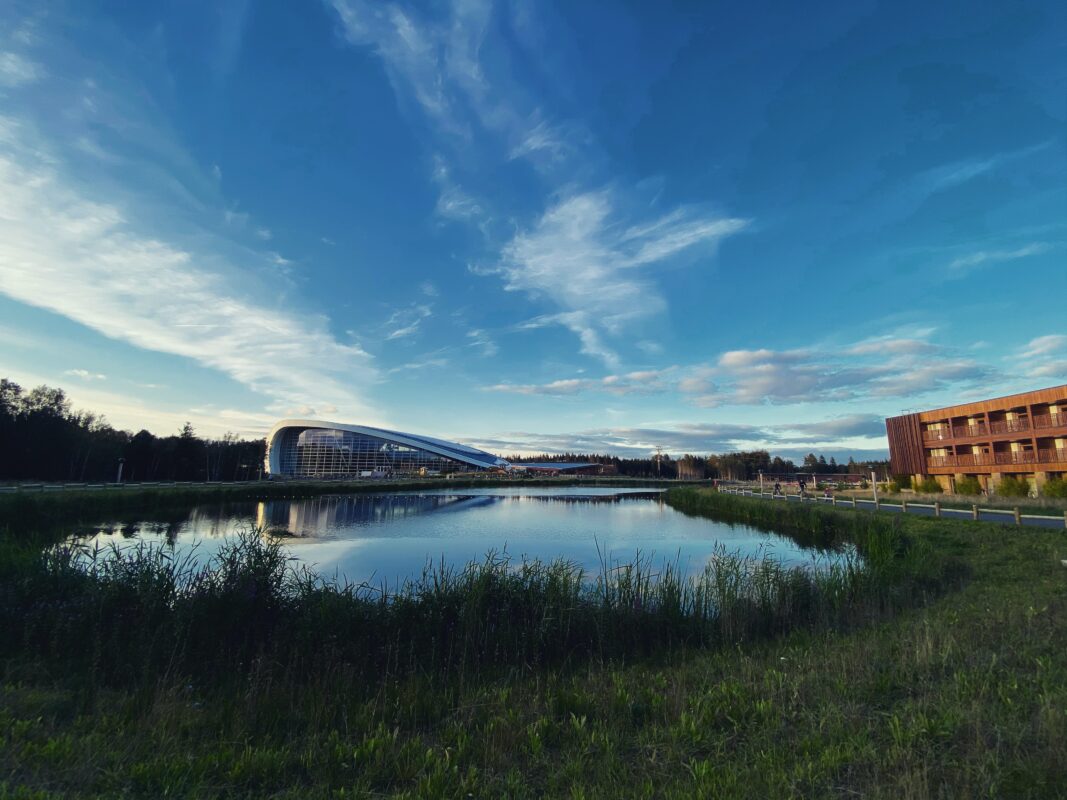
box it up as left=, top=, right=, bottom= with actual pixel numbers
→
left=1, top=488, right=1065, bottom=798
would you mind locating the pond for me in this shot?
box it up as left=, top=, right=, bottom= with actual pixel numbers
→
left=76, top=487, right=849, bottom=585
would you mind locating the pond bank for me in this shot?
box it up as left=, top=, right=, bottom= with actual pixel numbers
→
left=2, top=489, right=1064, bottom=797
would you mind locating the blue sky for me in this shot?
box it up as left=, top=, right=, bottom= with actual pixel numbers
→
left=0, top=0, right=1064, bottom=460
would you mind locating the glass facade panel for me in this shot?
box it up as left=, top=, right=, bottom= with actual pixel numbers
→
left=272, top=427, right=487, bottom=478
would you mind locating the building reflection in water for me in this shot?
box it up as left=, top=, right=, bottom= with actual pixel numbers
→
left=254, top=492, right=664, bottom=538
left=255, top=494, right=501, bottom=538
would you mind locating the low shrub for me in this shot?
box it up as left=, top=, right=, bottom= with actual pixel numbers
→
left=996, top=476, right=1030, bottom=497
left=955, top=476, right=982, bottom=496
left=888, top=475, right=911, bottom=493
left=1040, top=477, right=1067, bottom=499
left=914, top=476, right=943, bottom=494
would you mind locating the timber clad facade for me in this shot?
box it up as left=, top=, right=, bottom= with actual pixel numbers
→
left=885, top=385, right=1067, bottom=494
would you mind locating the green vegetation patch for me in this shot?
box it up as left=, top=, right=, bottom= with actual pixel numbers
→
left=2, top=489, right=1065, bottom=797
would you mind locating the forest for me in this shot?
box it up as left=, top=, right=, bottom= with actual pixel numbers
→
left=1, top=378, right=886, bottom=483
left=0, top=379, right=265, bottom=483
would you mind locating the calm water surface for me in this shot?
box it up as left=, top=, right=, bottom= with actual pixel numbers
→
left=78, top=487, right=845, bottom=584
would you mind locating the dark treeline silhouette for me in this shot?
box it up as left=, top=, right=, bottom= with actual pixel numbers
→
left=1, top=379, right=265, bottom=483
left=3, top=378, right=888, bottom=483
left=508, top=450, right=889, bottom=481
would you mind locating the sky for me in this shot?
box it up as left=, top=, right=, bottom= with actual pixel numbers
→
left=0, top=0, right=1065, bottom=462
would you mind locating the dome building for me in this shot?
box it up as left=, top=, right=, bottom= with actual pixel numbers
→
left=265, top=420, right=510, bottom=479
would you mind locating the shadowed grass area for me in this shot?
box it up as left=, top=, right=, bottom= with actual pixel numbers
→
left=1, top=488, right=1064, bottom=797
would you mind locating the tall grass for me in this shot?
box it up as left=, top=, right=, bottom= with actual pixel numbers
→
left=1, top=489, right=963, bottom=695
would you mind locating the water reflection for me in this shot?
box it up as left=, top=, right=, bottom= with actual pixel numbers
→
left=77, top=488, right=849, bottom=585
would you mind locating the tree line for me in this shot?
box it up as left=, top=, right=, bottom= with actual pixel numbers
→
left=0, top=379, right=265, bottom=483
left=2, top=378, right=888, bottom=483
left=507, top=451, right=888, bottom=481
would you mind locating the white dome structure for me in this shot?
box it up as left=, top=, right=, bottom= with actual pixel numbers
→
left=265, top=419, right=509, bottom=479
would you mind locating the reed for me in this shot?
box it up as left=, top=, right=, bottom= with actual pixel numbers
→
left=0, top=496, right=934, bottom=693
left=8, top=490, right=1061, bottom=798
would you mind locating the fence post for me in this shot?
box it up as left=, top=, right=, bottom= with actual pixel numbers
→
left=1014, top=506, right=1021, bottom=527
left=902, top=499, right=908, bottom=514
left=832, top=496, right=837, bottom=507
left=1063, top=510, right=1066, bottom=530
left=934, top=501, right=941, bottom=518
left=972, top=504, right=979, bottom=521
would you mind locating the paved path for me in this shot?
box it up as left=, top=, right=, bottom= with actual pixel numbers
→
left=722, top=488, right=1067, bottom=530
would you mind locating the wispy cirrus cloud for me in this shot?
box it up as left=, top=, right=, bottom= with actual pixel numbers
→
left=462, top=415, right=889, bottom=459
left=920, top=141, right=1053, bottom=194
left=431, top=155, right=482, bottom=222
left=0, top=51, right=42, bottom=87
left=947, top=242, right=1051, bottom=274
left=484, top=191, right=747, bottom=366
left=327, top=1, right=749, bottom=364
left=63, top=368, right=107, bottom=382
left=465, top=328, right=498, bottom=357
left=484, top=335, right=999, bottom=407
left=1017, top=335, right=1067, bottom=380
left=487, top=369, right=672, bottom=397
left=383, top=304, right=433, bottom=340
left=0, top=116, right=378, bottom=421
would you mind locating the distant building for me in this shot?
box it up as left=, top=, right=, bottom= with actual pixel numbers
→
left=265, top=420, right=509, bottom=479
left=510, top=462, right=617, bottom=476
left=885, top=385, right=1067, bottom=494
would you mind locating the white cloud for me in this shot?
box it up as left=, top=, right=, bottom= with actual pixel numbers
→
left=0, top=51, right=43, bottom=87
left=487, top=369, right=672, bottom=397
left=951, top=241, right=1049, bottom=275
left=483, top=334, right=999, bottom=406
left=255, top=227, right=272, bottom=240
left=487, top=191, right=747, bottom=366
left=948, top=242, right=1051, bottom=274
left=466, top=328, right=498, bottom=356
left=1019, top=334, right=1067, bottom=359
left=432, top=155, right=482, bottom=221
left=1018, top=335, right=1067, bottom=380
left=0, top=119, right=379, bottom=421
left=384, top=304, right=432, bottom=340
left=327, top=3, right=750, bottom=365
left=463, top=416, right=889, bottom=459
left=64, top=368, right=106, bottom=381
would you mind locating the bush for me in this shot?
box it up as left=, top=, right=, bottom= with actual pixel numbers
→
left=996, top=476, right=1029, bottom=497
left=914, top=476, right=943, bottom=494
left=955, top=476, right=982, bottom=496
left=888, top=475, right=911, bottom=493
left=1041, top=477, right=1067, bottom=499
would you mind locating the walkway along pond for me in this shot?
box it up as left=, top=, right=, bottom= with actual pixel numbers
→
left=719, top=486, right=1067, bottom=529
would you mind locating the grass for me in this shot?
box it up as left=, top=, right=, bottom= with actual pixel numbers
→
left=1, top=488, right=1065, bottom=797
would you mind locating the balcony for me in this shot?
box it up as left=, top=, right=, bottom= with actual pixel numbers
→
left=1032, top=412, right=1066, bottom=430
left=922, top=424, right=991, bottom=441
left=926, top=448, right=1067, bottom=470
left=988, top=419, right=1031, bottom=435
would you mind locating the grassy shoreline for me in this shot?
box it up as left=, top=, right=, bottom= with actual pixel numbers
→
left=2, top=488, right=1065, bottom=797
left=0, top=477, right=706, bottom=540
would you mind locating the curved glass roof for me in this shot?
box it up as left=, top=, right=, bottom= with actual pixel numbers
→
left=267, top=420, right=509, bottom=470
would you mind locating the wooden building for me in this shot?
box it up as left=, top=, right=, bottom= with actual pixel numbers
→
left=885, top=385, right=1067, bottom=494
